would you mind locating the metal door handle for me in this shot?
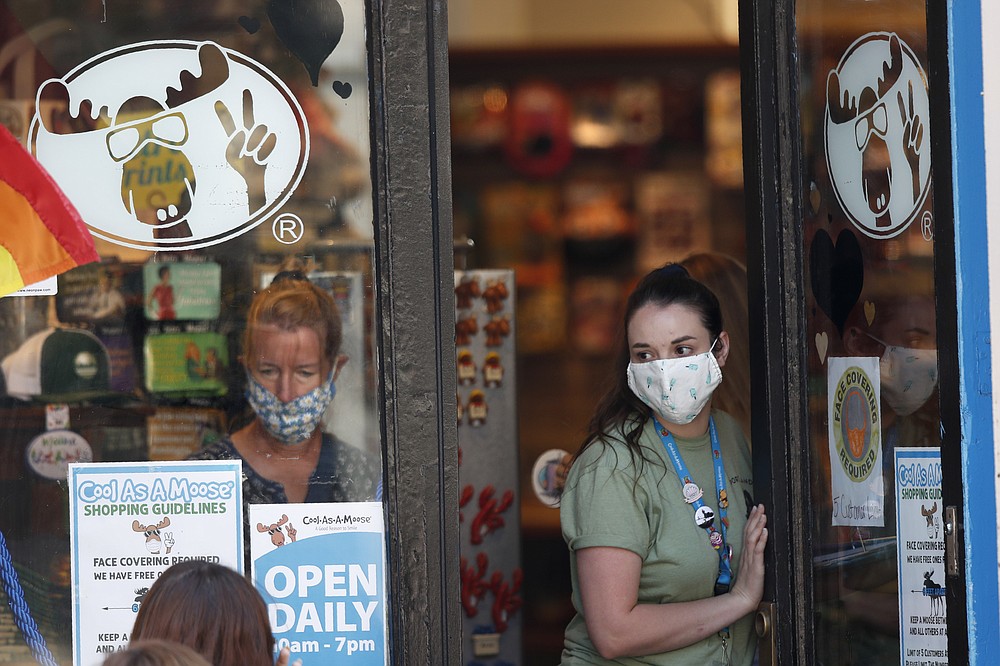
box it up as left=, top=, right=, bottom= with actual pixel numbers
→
left=944, top=505, right=960, bottom=577
left=756, top=601, right=777, bottom=665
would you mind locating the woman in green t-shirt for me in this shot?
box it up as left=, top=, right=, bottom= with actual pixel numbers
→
left=560, top=263, right=768, bottom=666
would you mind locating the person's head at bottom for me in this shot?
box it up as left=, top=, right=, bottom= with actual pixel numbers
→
left=130, top=561, right=275, bottom=666
left=102, top=640, right=211, bottom=666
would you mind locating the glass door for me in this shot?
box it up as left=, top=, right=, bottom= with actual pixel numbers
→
left=740, top=0, right=967, bottom=663
left=799, top=4, right=942, bottom=664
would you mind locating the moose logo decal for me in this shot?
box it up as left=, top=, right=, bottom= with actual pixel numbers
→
left=824, top=32, right=931, bottom=239
left=29, top=40, right=309, bottom=251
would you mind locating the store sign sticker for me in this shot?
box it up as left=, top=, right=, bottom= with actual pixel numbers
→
left=827, top=356, right=885, bottom=527
left=26, top=429, right=91, bottom=479
left=250, top=502, right=388, bottom=665
left=68, top=460, right=244, bottom=665
left=29, top=40, right=309, bottom=252
left=895, top=447, right=948, bottom=665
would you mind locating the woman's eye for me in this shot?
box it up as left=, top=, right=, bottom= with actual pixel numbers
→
left=675, top=346, right=693, bottom=356
left=635, top=351, right=653, bottom=361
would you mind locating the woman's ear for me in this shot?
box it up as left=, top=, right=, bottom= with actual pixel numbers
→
left=715, top=331, right=731, bottom=367
left=332, top=354, right=349, bottom=381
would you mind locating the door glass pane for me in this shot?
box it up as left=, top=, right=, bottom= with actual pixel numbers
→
left=0, top=2, right=381, bottom=663
left=796, top=2, right=942, bottom=664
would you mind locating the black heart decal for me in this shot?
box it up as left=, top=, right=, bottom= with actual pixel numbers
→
left=332, top=80, right=352, bottom=99
left=809, top=228, right=864, bottom=336
left=267, top=0, right=345, bottom=86
left=238, top=16, right=261, bottom=34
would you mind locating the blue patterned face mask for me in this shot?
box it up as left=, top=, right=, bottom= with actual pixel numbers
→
left=245, top=371, right=336, bottom=445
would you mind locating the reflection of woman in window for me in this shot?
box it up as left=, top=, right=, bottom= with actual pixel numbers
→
left=148, top=265, right=176, bottom=320
left=189, top=270, right=379, bottom=507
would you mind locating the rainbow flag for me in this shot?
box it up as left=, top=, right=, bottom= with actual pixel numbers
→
left=0, top=123, right=98, bottom=297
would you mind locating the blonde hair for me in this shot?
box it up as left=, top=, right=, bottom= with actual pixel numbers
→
left=681, top=252, right=751, bottom=438
left=243, top=272, right=343, bottom=366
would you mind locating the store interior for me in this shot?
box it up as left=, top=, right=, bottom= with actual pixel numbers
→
left=448, top=2, right=747, bottom=662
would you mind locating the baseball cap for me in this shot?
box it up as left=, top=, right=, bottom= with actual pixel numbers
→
left=1, top=327, right=114, bottom=402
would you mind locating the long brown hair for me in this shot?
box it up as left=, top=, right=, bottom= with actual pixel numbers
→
left=575, top=263, right=724, bottom=467
left=130, top=562, right=274, bottom=666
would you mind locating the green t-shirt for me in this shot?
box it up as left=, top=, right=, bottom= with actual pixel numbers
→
left=560, top=409, right=756, bottom=666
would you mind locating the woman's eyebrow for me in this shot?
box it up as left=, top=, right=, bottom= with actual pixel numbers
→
left=905, top=326, right=932, bottom=337
left=631, top=334, right=698, bottom=349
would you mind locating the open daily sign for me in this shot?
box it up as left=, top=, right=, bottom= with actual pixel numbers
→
left=250, top=502, right=387, bottom=665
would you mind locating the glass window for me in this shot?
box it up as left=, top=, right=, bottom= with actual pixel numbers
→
left=0, top=2, right=380, bottom=663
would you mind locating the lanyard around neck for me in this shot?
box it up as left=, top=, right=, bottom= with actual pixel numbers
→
left=655, top=415, right=733, bottom=596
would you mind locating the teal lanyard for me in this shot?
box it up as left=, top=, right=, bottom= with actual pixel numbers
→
left=654, top=415, right=733, bottom=596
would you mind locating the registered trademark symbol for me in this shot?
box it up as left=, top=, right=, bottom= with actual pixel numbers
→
left=921, top=211, right=934, bottom=241
left=272, top=213, right=305, bottom=245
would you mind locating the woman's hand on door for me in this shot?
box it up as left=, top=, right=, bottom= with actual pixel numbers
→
left=730, top=503, right=768, bottom=614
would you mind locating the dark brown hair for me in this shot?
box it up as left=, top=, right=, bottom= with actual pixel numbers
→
left=103, top=640, right=211, bottom=666
left=130, top=561, right=274, bottom=666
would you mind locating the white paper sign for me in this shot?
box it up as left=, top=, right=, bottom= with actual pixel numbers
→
left=250, top=502, right=387, bottom=665
left=68, top=460, right=244, bottom=665
left=827, top=356, right=884, bottom=526
left=895, top=447, right=948, bottom=665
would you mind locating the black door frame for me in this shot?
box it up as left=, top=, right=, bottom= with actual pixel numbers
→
left=924, top=0, right=970, bottom=660
left=368, top=0, right=462, bottom=661
left=739, top=0, right=812, bottom=661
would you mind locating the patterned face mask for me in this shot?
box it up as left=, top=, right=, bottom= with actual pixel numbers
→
left=245, top=371, right=336, bottom=445
left=867, top=334, right=938, bottom=416
left=880, top=346, right=938, bottom=416
left=626, top=340, right=723, bottom=425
